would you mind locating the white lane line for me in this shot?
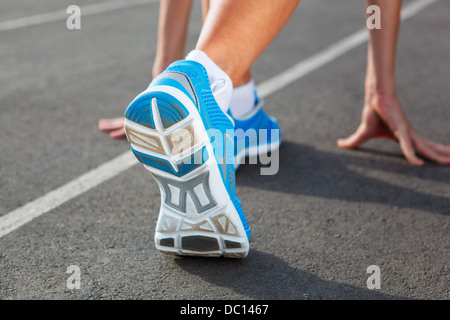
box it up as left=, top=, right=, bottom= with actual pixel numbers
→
left=257, top=28, right=368, bottom=98
left=0, top=0, right=158, bottom=32
left=0, top=0, right=439, bottom=238
left=0, top=152, right=138, bottom=238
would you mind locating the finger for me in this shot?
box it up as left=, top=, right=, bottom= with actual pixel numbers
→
left=414, top=138, right=450, bottom=165
left=109, top=128, right=126, bottom=139
left=433, top=143, right=450, bottom=156
left=415, top=135, right=450, bottom=157
left=337, top=125, right=372, bottom=149
left=98, top=117, right=125, bottom=132
left=396, top=130, right=424, bottom=166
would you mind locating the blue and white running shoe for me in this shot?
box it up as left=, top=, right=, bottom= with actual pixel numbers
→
left=124, top=60, right=250, bottom=258
left=232, top=96, right=282, bottom=170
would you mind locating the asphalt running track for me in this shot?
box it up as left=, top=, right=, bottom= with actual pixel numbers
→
left=0, top=0, right=449, bottom=300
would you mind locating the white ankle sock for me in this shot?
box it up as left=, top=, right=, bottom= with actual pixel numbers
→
left=229, top=79, right=257, bottom=119
left=185, top=50, right=233, bottom=114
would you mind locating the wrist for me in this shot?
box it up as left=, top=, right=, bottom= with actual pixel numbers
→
left=364, top=82, right=397, bottom=103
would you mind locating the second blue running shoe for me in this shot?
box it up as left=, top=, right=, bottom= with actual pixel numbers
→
left=124, top=60, right=251, bottom=258
left=232, top=95, right=282, bottom=170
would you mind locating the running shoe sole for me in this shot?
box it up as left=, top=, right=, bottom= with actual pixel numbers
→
left=124, top=70, right=250, bottom=258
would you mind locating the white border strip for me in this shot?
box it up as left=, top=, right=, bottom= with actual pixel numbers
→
left=0, top=0, right=158, bottom=32
left=0, top=0, right=439, bottom=238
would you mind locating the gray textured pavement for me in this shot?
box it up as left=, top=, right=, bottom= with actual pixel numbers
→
left=0, top=0, right=449, bottom=300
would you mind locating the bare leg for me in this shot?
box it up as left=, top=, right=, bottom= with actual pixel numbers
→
left=201, top=0, right=209, bottom=21
left=201, top=0, right=252, bottom=88
left=337, top=0, right=450, bottom=165
left=196, top=0, right=300, bottom=85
